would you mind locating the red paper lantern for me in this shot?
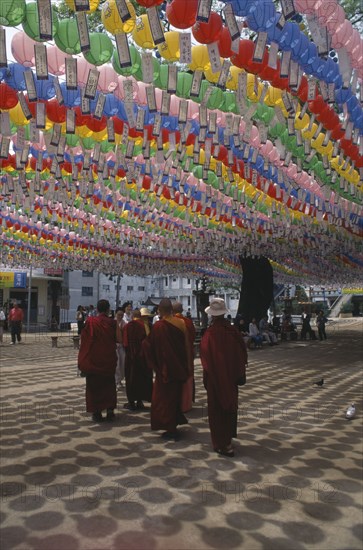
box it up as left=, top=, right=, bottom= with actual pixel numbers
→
left=230, top=39, right=254, bottom=70
left=46, top=99, right=67, bottom=123
left=135, top=0, right=163, bottom=7
left=0, top=83, right=18, bottom=109
left=74, top=107, right=90, bottom=127
left=86, top=116, right=107, bottom=132
left=166, top=0, right=198, bottom=30
left=192, top=12, right=223, bottom=44
left=217, top=26, right=233, bottom=58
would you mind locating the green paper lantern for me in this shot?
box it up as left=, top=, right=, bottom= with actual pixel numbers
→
left=153, top=64, right=168, bottom=90
left=134, top=55, right=160, bottom=83
left=66, top=134, right=80, bottom=147
left=54, top=19, right=81, bottom=54
left=112, top=46, right=141, bottom=77
left=100, top=140, right=115, bottom=153
left=83, top=33, right=114, bottom=66
left=22, top=1, right=58, bottom=41
left=176, top=72, right=193, bottom=99
left=0, top=0, right=26, bottom=26
left=222, top=91, right=237, bottom=113
left=81, top=136, right=95, bottom=150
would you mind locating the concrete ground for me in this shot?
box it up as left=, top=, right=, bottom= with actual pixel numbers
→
left=0, top=318, right=362, bottom=550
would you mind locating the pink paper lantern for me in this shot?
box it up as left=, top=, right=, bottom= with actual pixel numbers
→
left=97, top=64, right=119, bottom=93
left=326, top=5, right=345, bottom=33
left=293, top=0, right=317, bottom=15
left=11, top=32, right=36, bottom=67
left=315, top=0, right=337, bottom=26
left=46, top=45, right=71, bottom=76
left=76, top=57, right=96, bottom=87
left=331, top=20, right=353, bottom=50
left=115, top=75, right=139, bottom=101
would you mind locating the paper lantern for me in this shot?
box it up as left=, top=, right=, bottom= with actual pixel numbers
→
left=158, top=31, right=180, bottom=62
left=136, top=0, right=163, bottom=6
left=132, top=15, right=156, bottom=49
left=4, top=63, right=30, bottom=91
left=54, top=19, right=81, bottom=54
left=112, top=46, right=141, bottom=76
left=46, top=45, right=71, bottom=76
left=188, top=45, right=210, bottom=72
left=192, top=12, right=223, bottom=44
left=11, top=31, right=36, bottom=67
left=83, top=34, right=114, bottom=66
left=101, top=0, right=136, bottom=34
left=0, top=0, right=26, bottom=27
left=230, top=39, right=253, bottom=70
left=46, top=99, right=67, bottom=123
left=65, top=0, right=100, bottom=12
left=0, top=83, right=18, bottom=109
left=97, top=65, right=119, bottom=93
left=176, top=72, right=193, bottom=98
left=22, top=2, right=58, bottom=42
left=165, top=0, right=198, bottom=29
left=247, top=1, right=276, bottom=31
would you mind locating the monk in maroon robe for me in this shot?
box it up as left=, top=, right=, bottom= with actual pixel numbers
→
left=123, top=308, right=153, bottom=410
left=200, top=298, right=248, bottom=457
left=78, top=299, right=121, bottom=422
left=172, top=302, right=196, bottom=413
left=143, top=298, right=189, bottom=440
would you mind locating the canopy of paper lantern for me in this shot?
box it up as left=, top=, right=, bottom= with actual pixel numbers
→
left=101, top=0, right=136, bottom=34
left=132, top=14, right=156, bottom=49
left=165, top=0, right=198, bottom=30
left=192, top=12, right=223, bottom=45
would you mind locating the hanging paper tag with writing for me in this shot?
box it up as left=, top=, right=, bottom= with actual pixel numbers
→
left=51, top=124, right=62, bottom=146
left=268, top=42, right=278, bottom=69
left=115, top=33, right=131, bottom=68
left=217, top=59, right=231, bottom=89
left=53, top=76, right=64, bottom=105
left=152, top=113, right=162, bottom=136
left=76, top=12, right=90, bottom=52
left=307, top=78, right=316, bottom=101
left=24, top=70, right=38, bottom=102
left=136, top=108, right=145, bottom=132
left=208, top=111, right=217, bottom=134
left=190, top=70, right=203, bottom=98
left=147, top=6, right=165, bottom=45
left=75, top=0, right=90, bottom=10
left=319, top=80, right=328, bottom=101
left=201, top=86, right=213, bottom=107
left=280, top=50, right=291, bottom=78
left=17, top=126, right=25, bottom=151
left=328, top=83, right=335, bottom=104
left=37, top=0, right=53, bottom=40
left=123, top=79, right=134, bottom=103
left=141, top=51, right=153, bottom=83
left=276, top=13, right=285, bottom=30
left=124, top=102, right=135, bottom=128
left=85, top=68, right=99, bottom=99
left=197, top=0, right=212, bottom=22
left=94, top=93, right=106, bottom=119
left=0, top=112, right=11, bottom=136
left=0, top=137, right=10, bottom=159
left=66, top=109, right=76, bottom=134
left=66, top=58, right=77, bottom=90
left=199, top=105, right=207, bottom=128
left=253, top=32, right=267, bottom=63
left=36, top=102, right=46, bottom=128
left=0, top=28, right=7, bottom=68
left=34, top=44, right=48, bottom=80
left=17, top=92, right=32, bottom=120
left=80, top=89, right=90, bottom=114
left=287, top=116, right=295, bottom=136
left=178, top=99, right=188, bottom=124
left=280, top=0, right=295, bottom=19
left=146, top=85, right=157, bottom=112
left=179, top=33, right=192, bottom=64
left=167, top=65, right=177, bottom=94
left=289, top=60, right=298, bottom=89
left=207, top=42, right=221, bottom=73
left=161, top=90, right=171, bottom=115
left=223, top=3, right=240, bottom=41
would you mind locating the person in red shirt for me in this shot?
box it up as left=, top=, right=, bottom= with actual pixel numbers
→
left=8, top=302, right=24, bottom=344
left=200, top=298, right=248, bottom=457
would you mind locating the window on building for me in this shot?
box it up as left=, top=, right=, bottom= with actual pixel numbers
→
left=187, top=278, right=191, bottom=285
left=165, top=277, right=168, bottom=287
left=127, top=286, right=133, bottom=292
left=138, top=286, right=145, bottom=291
left=187, top=296, right=191, bottom=306
left=173, top=277, right=177, bottom=282
left=82, top=286, right=93, bottom=296
left=82, top=270, right=93, bottom=277
left=102, top=285, right=110, bottom=291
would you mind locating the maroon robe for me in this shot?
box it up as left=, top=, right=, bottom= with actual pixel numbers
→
left=200, top=318, right=248, bottom=451
left=78, top=314, right=117, bottom=413
left=175, top=313, right=196, bottom=412
left=123, top=319, right=153, bottom=403
left=143, top=317, right=189, bottom=432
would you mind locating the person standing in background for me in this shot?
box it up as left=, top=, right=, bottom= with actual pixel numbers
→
left=143, top=298, right=189, bottom=441
left=172, top=301, right=196, bottom=413
left=78, top=299, right=121, bottom=423
left=0, top=307, right=6, bottom=345
left=115, top=306, right=126, bottom=391
left=8, top=302, right=24, bottom=345
left=200, top=298, right=248, bottom=457
left=76, top=305, right=86, bottom=335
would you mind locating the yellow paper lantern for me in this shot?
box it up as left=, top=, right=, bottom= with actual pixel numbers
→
left=226, top=66, right=244, bottom=91
left=158, top=31, right=180, bottom=62
left=264, top=86, right=282, bottom=107
left=294, top=112, right=309, bottom=130
left=132, top=15, right=156, bottom=49
left=246, top=73, right=263, bottom=102
left=9, top=103, right=30, bottom=126
left=188, top=45, right=210, bottom=72
left=204, top=61, right=223, bottom=84
left=101, top=0, right=136, bottom=35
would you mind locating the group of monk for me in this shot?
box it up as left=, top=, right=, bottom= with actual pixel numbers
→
left=78, top=296, right=248, bottom=457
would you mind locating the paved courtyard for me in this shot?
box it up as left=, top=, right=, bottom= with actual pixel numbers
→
left=0, top=319, right=362, bottom=550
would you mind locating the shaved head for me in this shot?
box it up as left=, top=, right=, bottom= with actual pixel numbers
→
left=158, top=298, right=173, bottom=316
left=172, top=302, right=183, bottom=314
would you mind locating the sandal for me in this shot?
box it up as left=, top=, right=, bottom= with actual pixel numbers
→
left=215, top=447, right=234, bottom=457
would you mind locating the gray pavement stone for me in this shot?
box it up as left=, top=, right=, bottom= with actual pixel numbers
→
left=0, top=319, right=362, bottom=550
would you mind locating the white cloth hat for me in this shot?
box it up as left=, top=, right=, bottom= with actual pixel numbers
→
left=140, top=307, right=152, bottom=317
left=205, top=298, right=229, bottom=317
